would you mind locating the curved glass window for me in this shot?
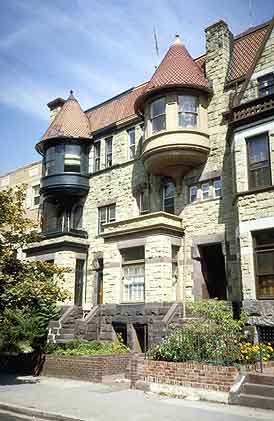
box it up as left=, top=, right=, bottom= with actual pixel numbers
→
left=150, top=97, right=166, bottom=133
left=44, top=146, right=56, bottom=176
left=178, top=96, right=198, bottom=128
left=64, top=144, right=81, bottom=173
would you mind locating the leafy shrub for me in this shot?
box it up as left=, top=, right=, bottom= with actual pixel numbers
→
left=45, top=337, right=130, bottom=356
left=149, top=300, right=247, bottom=364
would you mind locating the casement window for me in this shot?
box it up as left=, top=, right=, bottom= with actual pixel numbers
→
left=150, top=97, right=166, bottom=133
left=32, top=185, right=40, bottom=207
left=98, top=204, right=116, bottom=234
left=163, top=180, right=175, bottom=214
left=189, top=185, right=198, bottom=203
left=258, top=73, right=274, bottom=97
left=201, top=183, right=209, bottom=200
left=213, top=178, right=222, bottom=198
left=253, top=229, right=274, bottom=299
left=128, top=128, right=136, bottom=160
left=178, top=95, right=198, bottom=128
left=44, top=146, right=55, bottom=176
left=139, top=190, right=150, bottom=215
left=105, top=137, right=113, bottom=167
left=247, top=133, right=271, bottom=189
left=122, top=247, right=145, bottom=303
left=64, top=144, right=81, bottom=173
left=94, top=141, right=101, bottom=172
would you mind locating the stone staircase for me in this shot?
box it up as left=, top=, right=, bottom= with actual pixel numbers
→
left=233, top=373, right=274, bottom=410
left=48, top=305, right=84, bottom=343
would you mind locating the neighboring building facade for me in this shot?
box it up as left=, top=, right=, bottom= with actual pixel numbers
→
left=2, top=17, right=274, bottom=346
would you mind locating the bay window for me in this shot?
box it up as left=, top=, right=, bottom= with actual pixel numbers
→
left=150, top=97, right=166, bottom=133
left=178, top=95, right=198, bottom=128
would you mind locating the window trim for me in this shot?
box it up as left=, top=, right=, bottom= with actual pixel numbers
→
left=150, top=97, right=166, bottom=134
left=246, top=133, right=272, bottom=190
left=178, top=95, right=198, bottom=129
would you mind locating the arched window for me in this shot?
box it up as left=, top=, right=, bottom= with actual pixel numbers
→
left=73, top=205, right=83, bottom=230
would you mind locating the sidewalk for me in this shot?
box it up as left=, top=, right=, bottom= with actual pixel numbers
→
left=0, top=375, right=273, bottom=421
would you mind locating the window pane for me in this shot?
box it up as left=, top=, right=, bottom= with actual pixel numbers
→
left=248, top=135, right=269, bottom=164
left=214, top=178, right=222, bottom=197
left=65, top=144, right=81, bottom=157
left=163, top=181, right=175, bottom=214
left=178, top=96, right=197, bottom=113
left=202, top=183, right=209, bottom=200
left=73, top=206, right=83, bottom=229
left=152, top=115, right=166, bottom=132
left=257, top=251, right=274, bottom=275
left=109, top=205, right=116, bottom=221
left=64, top=157, right=80, bottom=173
left=128, top=128, right=136, bottom=159
left=140, top=190, right=149, bottom=214
left=151, top=98, right=165, bottom=117
left=123, top=246, right=144, bottom=262
left=179, top=113, right=197, bottom=128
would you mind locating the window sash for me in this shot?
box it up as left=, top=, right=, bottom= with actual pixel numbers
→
left=98, top=205, right=116, bottom=233
left=178, top=96, right=198, bottom=128
left=247, top=134, right=271, bottom=189
left=94, top=142, right=101, bottom=172
left=123, top=263, right=145, bottom=302
left=150, top=98, right=166, bottom=133
left=201, top=183, right=209, bottom=200
left=163, top=181, right=175, bottom=214
left=105, top=137, right=112, bottom=167
left=214, top=179, right=222, bottom=197
left=128, top=128, right=136, bottom=159
left=189, top=186, right=198, bottom=203
left=139, top=191, right=149, bottom=214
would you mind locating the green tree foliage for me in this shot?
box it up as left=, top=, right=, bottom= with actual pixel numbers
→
left=0, top=186, right=69, bottom=354
left=149, top=300, right=248, bottom=364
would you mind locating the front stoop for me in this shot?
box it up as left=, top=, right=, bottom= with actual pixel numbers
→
left=230, top=373, right=274, bottom=410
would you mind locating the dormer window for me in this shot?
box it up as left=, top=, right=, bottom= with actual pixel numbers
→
left=150, top=97, right=166, bottom=133
left=178, top=95, right=198, bottom=128
left=258, top=73, right=274, bottom=97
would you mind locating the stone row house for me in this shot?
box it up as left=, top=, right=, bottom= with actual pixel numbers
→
left=1, top=17, right=274, bottom=349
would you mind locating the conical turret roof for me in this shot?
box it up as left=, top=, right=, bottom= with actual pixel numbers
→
left=37, top=91, right=91, bottom=153
left=135, top=35, right=209, bottom=112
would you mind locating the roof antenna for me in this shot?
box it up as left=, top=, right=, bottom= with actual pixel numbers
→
left=248, top=0, right=254, bottom=27
left=153, top=26, right=159, bottom=69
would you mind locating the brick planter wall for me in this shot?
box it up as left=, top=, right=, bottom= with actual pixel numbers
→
left=129, top=357, right=239, bottom=392
left=41, top=353, right=133, bottom=383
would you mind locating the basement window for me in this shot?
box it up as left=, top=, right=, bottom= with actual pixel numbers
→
left=253, top=229, right=274, bottom=299
left=122, top=247, right=145, bottom=303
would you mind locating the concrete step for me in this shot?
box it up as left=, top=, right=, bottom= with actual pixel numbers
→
left=243, top=383, right=274, bottom=398
left=59, top=328, right=75, bottom=334
left=247, top=374, right=274, bottom=386
left=238, top=393, right=274, bottom=410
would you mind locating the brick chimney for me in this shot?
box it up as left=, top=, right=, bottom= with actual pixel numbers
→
left=47, top=97, right=65, bottom=122
left=205, top=20, right=233, bottom=91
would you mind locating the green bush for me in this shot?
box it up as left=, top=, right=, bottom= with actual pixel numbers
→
left=45, top=337, right=130, bottom=356
left=149, top=300, right=247, bottom=364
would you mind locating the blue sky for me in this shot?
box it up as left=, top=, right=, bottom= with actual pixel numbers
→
left=0, top=0, right=273, bottom=174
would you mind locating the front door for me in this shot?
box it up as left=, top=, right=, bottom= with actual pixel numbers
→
left=74, top=259, right=85, bottom=306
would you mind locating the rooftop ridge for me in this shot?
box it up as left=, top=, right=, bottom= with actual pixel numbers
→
left=234, top=19, right=271, bottom=40
left=0, top=160, right=41, bottom=178
left=85, top=82, right=147, bottom=114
